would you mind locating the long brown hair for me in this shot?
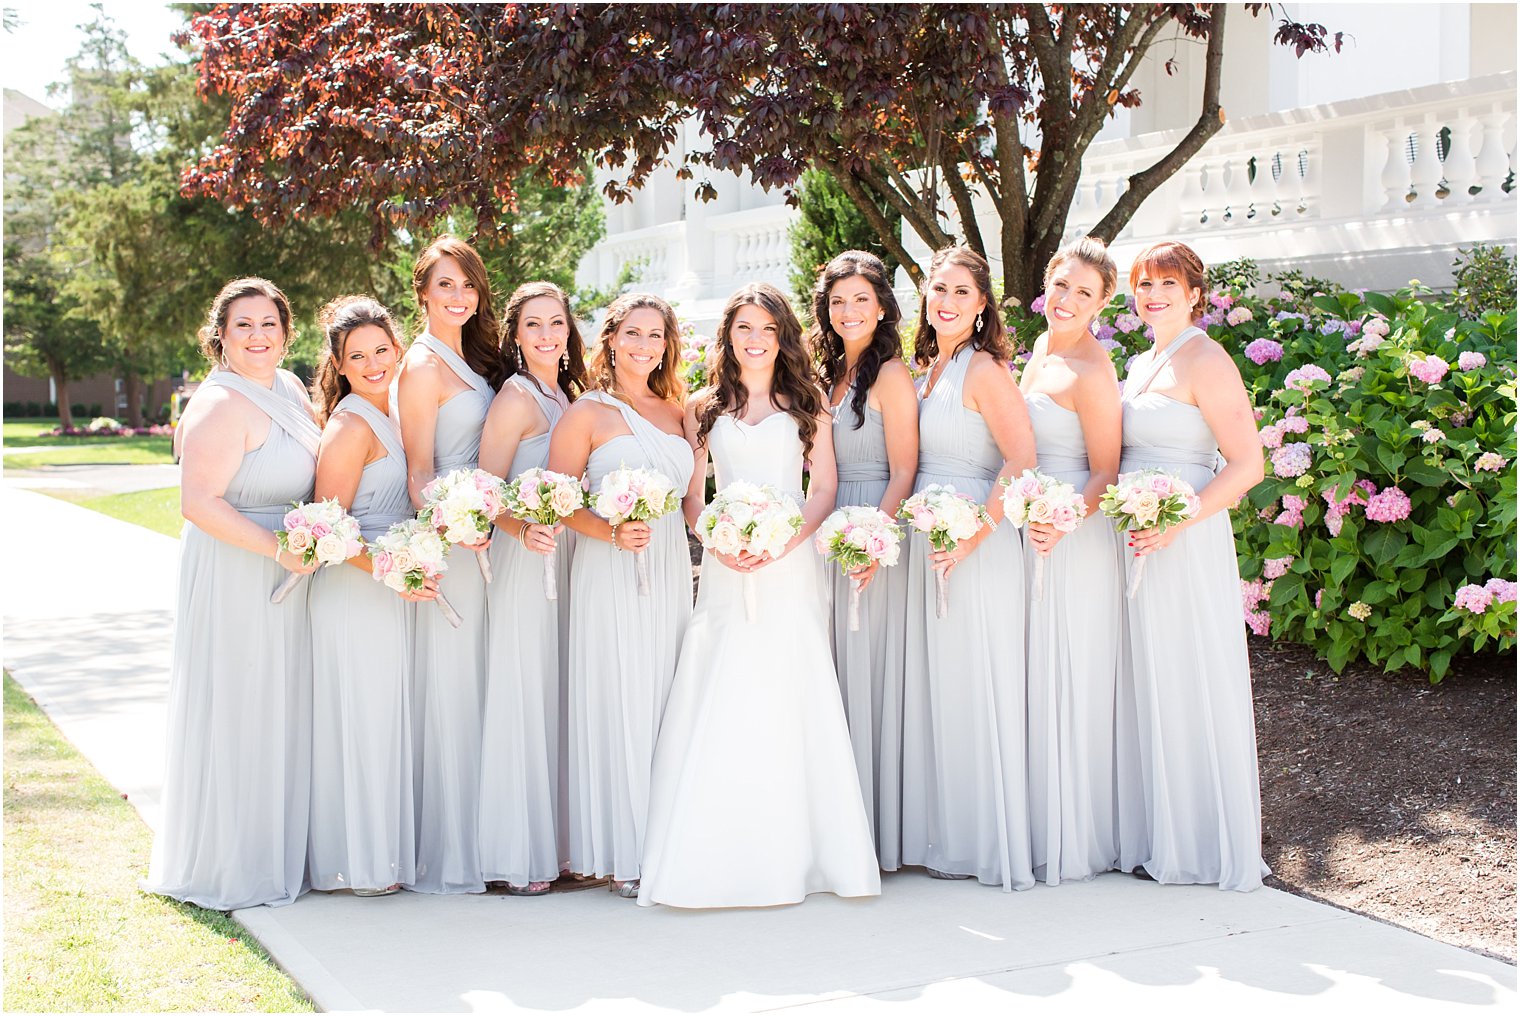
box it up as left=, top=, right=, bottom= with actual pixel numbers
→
left=501, top=281, right=589, bottom=402
left=586, top=293, right=686, bottom=405
left=412, top=235, right=507, bottom=390
left=198, top=277, right=293, bottom=366
left=696, top=283, right=822, bottom=457
left=312, top=295, right=402, bottom=424
left=913, top=245, right=1012, bottom=367
left=809, top=250, right=902, bottom=430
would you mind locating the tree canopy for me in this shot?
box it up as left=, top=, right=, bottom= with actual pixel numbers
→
left=182, top=3, right=1341, bottom=304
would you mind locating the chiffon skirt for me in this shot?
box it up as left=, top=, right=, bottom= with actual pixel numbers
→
left=1026, top=502, right=1122, bottom=885
left=143, top=525, right=312, bottom=910
left=565, top=516, right=691, bottom=882
left=638, top=548, right=881, bottom=908
left=478, top=531, right=573, bottom=886
left=901, top=481, right=1033, bottom=891
left=1115, top=482, right=1270, bottom=892
left=827, top=477, right=908, bottom=870
left=411, top=551, right=489, bottom=894
left=308, top=564, right=417, bottom=892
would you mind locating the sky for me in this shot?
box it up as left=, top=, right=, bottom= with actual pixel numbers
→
left=3, top=1, right=185, bottom=105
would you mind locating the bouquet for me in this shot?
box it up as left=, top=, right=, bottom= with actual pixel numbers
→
left=503, top=467, right=585, bottom=600
left=815, top=506, right=904, bottom=631
left=271, top=498, right=365, bottom=605
left=695, top=481, right=804, bottom=621
left=897, top=484, right=994, bottom=619
left=369, top=518, right=461, bottom=627
left=420, top=467, right=509, bottom=583
left=1099, top=468, right=1201, bottom=598
left=594, top=466, right=682, bottom=595
left=1000, top=469, right=1088, bottom=601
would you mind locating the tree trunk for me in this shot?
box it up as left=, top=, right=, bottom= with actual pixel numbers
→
left=124, top=373, right=143, bottom=429
left=54, top=373, right=73, bottom=430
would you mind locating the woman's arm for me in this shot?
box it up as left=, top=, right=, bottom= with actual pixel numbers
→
left=480, top=384, right=537, bottom=542
left=875, top=359, right=920, bottom=518
left=681, top=395, right=710, bottom=531
left=397, top=353, right=442, bottom=509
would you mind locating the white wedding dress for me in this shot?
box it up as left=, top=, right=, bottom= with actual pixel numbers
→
left=637, top=413, right=883, bottom=908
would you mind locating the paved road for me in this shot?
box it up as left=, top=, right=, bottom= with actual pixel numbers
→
left=2, top=486, right=1514, bottom=1014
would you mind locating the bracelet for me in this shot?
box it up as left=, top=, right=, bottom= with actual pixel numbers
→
left=517, top=523, right=532, bottom=550
left=610, top=523, right=622, bottom=551
left=271, top=541, right=282, bottom=562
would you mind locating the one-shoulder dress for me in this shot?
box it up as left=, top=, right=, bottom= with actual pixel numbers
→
left=308, top=394, right=417, bottom=893
left=827, top=392, right=910, bottom=870
left=478, top=375, right=574, bottom=886
left=1115, top=327, right=1270, bottom=892
left=143, top=369, right=318, bottom=910
left=1024, top=391, right=1122, bottom=885
left=900, top=346, right=1033, bottom=891
left=409, top=333, right=494, bottom=894
left=565, top=393, right=694, bottom=883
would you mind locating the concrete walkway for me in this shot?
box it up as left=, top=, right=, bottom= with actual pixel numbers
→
left=3, top=461, right=181, bottom=496
left=3, top=484, right=1514, bottom=1014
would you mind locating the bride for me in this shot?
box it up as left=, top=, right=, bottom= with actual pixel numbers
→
left=637, top=283, right=882, bottom=909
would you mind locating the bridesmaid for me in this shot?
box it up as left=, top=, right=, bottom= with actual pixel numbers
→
left=308, top=296, right=432, bottom=897
left=900, top=246, right=1037, bottom=892
left=1017, top=238, right=1124, bottom=885
left=477, top=282, right=588, bottom=895
left=809, top=251, right=918, bottom=870
left=143, top=278, right=319, bottom=910
left=1115, top=240, right=1269, bottom=891
left=396, top=235, right=506, bottom=894
left=548, top=294, right=696, bottom=899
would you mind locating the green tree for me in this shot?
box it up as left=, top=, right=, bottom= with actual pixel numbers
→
left=788, top=168, right=901, bottom=315
left=1, top=251, right=110, bottom=427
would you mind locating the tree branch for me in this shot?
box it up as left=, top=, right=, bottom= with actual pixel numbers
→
left=859, top=161, right=953, bottom=251
left=940, top=149, right=986, bottom=256
left=1090, top=4, right=1228, bottom=241
left=819, top=158, right=925, bottom=285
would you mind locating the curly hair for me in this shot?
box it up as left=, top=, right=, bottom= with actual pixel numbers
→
left=197, top=277, right=293, bottom=367
left=696, top=283, right=822, bottom=457
left=586, top=293, right=686, bottom=405
left=311, top=295, right=402, bottom=424
left=808, top=250, right=903, bottom=430
left=500, top=281, right=589, bottom=402
left=912, top=245, right=1012, bottom=367
left=1128, top=240, right=1209, bottom=317
left=412, top=235, right=507, bottom=390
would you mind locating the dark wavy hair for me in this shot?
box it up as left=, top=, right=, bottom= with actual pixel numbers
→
left=913, top=245, right=1012, bottom=367
left=501, top=281, right=589, bottom=402
left=312, top=295, right=402, bottom=424
left=696, top=283, right=822, bottom=457
left=198, top=277, right=293, bottom=367
left=586, top=293, right=686, bottom=405
left=412, top=234, right=507, bottom=390
left=809, top=250, right=902, bottom=430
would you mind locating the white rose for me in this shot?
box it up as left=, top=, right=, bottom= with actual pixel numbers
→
left=315, top=533, right=348, bottom=563
left=391, top=548, right=419, bottom=574
left=550, top=483, right=581, bottom=517
left=285, top=527, right=313, bottom=554
left=709, top=519, right=743, bottom=556
left=410, top=531, right=446, bottom=565
left=383, top=570, right=407, bottom=592
left=726, top=502, right=755, bottom=528
left=1026, top=497, right=1055, bottom=524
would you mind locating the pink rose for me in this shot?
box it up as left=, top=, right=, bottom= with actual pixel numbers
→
left=310, top=522, right=332, bottom=539
left=614, top=490, right=638, bottom=515
left=1147, top=474, right=1174, bottom=496
left=286, top=527, right=313, bottom=553
left=283, top=509, right=308, bottom=529
left=864, top=533, right=888, bottom=558
left=481, top=488, right=504, bottom=516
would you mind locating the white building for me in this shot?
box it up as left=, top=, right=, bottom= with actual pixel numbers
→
left=576, top=3, right=1518, bottom=327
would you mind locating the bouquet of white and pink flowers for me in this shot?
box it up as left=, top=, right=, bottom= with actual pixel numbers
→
left=271, top=498, right=365, bottom=604
left=814, top=505, right=904, bottom=630
left=1099, top=468, right=1202, bottom=598
left=503, top=467, right=585, bottom=600
left=368, top=518, right=461, bottom=627
left=1000, top=469, right=1088, bottom=601
left=898, top=484, right=995, bottom=618
left=696, top=481, right=804, bottom=621
left=594, top=466, right=682, bottom=595
left=420, top=467, right=509, bottom=583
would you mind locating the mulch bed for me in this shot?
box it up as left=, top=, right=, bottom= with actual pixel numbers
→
left=1252, top=636, right=1516, bottom=962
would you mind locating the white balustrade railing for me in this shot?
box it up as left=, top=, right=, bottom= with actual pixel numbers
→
left=579, top=221, right=687, bottom=294
left=706, top=206, right=797, bottom=289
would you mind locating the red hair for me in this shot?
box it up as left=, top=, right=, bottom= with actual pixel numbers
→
left=1128, top=241, right=1208, bottom=317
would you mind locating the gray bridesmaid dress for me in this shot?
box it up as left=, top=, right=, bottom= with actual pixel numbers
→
left=143, top=369, right=318, bottom=910
left=1024, top=391, right=1122, bottom=885
left=565, top=392, right=694, bottom=882
left=900, top=346, right=1033, bottom=891
left=1115, top=327, right=1270, bottom=892
left=478, top=375, right=574, bottom=886
left=408, top=333, right=494, bottom=894
left=827, top=393, right=910, bottom=870
left=308, top=395, right=417, bottom=893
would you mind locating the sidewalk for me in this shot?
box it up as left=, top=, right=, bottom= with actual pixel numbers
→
left=3, top=461, right=180, bottom=496
left=3, top=484, right=1514, bottom=1014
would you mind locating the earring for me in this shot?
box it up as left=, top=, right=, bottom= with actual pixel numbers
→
left=218, top=351, right=229, bottom=370
left=609, top=348, right=615, bottom=367
left=561, top=351, right=570, bottom=373
left=974, top=313, right=984, bottom=332
left=877, top=312, right=885, bottom=321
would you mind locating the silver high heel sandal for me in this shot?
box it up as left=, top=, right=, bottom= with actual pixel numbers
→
left=610, top=878, right=640, bottom=898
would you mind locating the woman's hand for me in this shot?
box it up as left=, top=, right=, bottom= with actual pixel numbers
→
left=611, top=520, right=651, bottom=553
left=848, top=559, right=881, bottom=589
left=275, top=547, right=321, bottom=575
left=520, top=522, right=562, bottom=556
left=929, top=527, right=989, bottom=577
left=1129, top=524, right=1182, bottom=557
left=458, top=531, right=492, bottom=551
left=398, top=577, right=440, bottom=602
left=1026, top=522, right=1068, bottom=557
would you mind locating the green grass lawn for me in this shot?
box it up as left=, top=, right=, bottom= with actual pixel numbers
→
left=5, top=439, right=176, bottom=468
left=3, top=673, right=314, bottom=1012
left=49, top=488, right=184, bottom=539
